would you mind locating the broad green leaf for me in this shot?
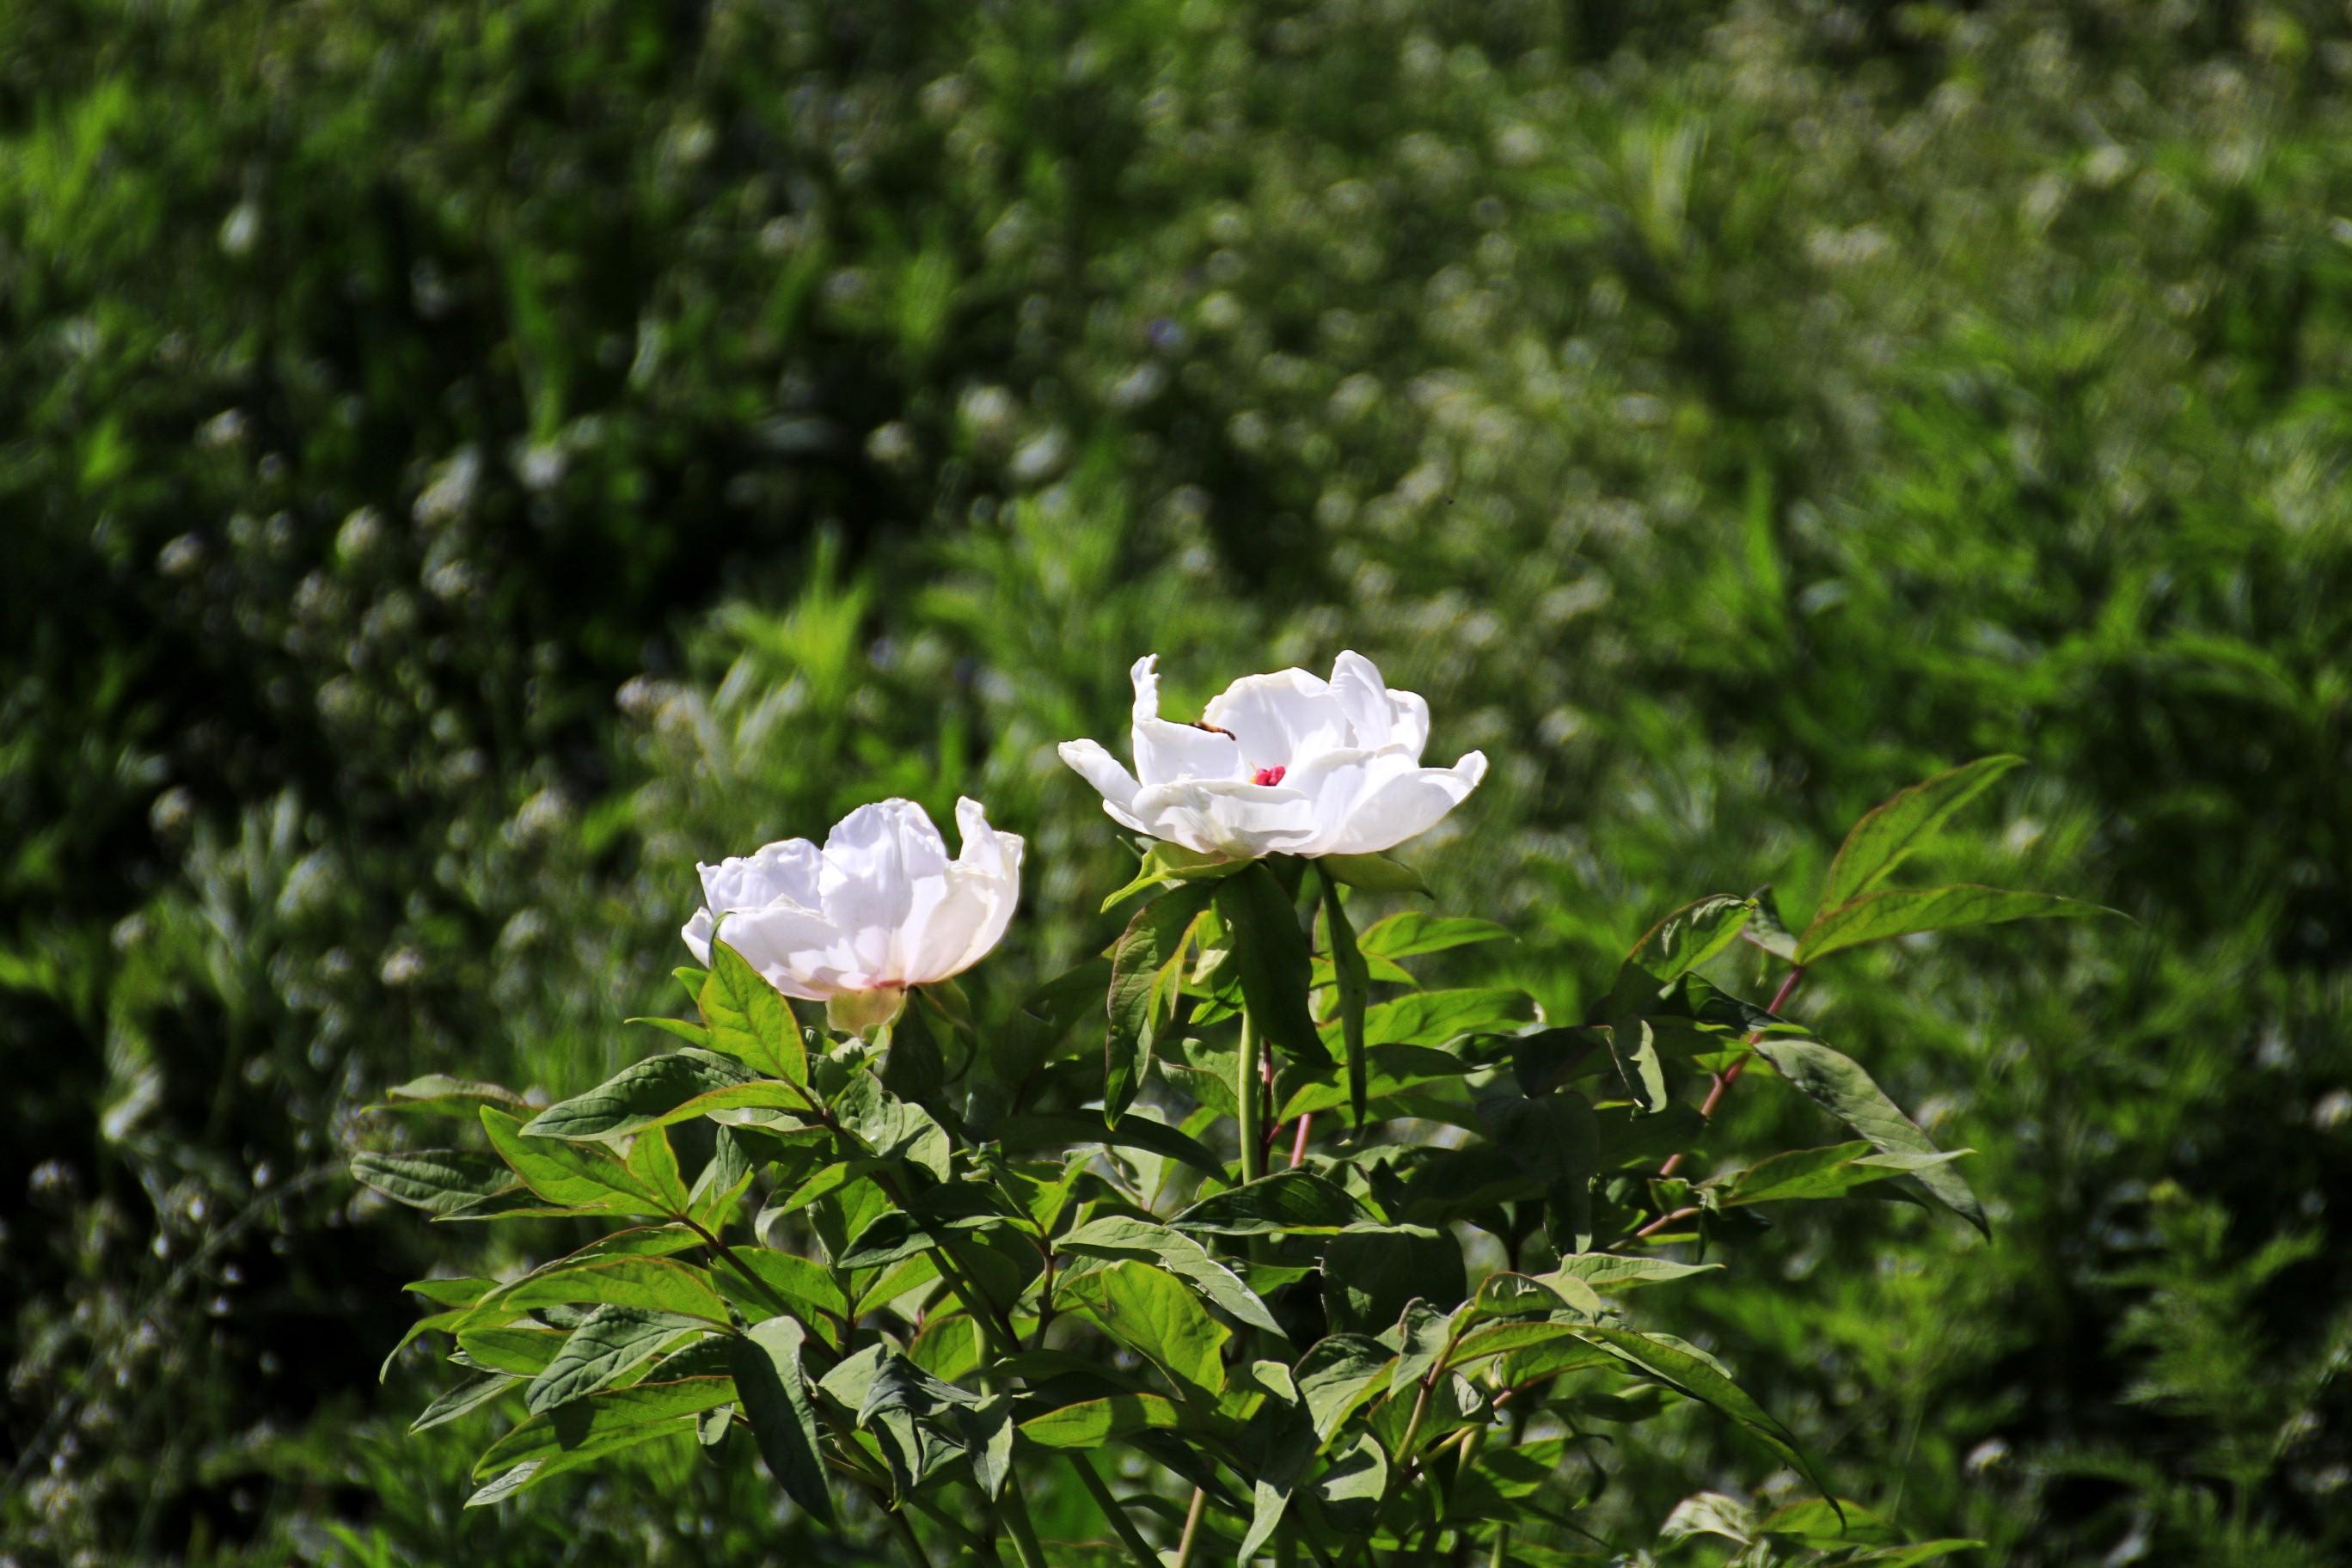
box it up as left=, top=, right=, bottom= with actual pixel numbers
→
left=910, top=1314, right=986, bottom=1384
left=997, top=1112, right=1226, bottom=1181
left=1337, top=988, right=1535, bottom=1050
left=1306, top=1431, right=1388, bottom=1537
left=1323, top=874, right=1373, bottom=1131
left=1743, top=887, right=1802, bottom=963
left=405, top=1276, right=497, bottom=1307
left=1757, top=1497, right=1902, bottom=1548
left=1316, top=851, right=1430, bottom=895
left=700, top=936, right=808, bottom=1084
left=1213, top=863, right=1332, bottom=1068
left=724, top=1249, right=848, bottom=1321
left=458, top=1325, right=567, bottom=1375
left=1172, top=1170, right=1372, bottom=1237
left=1602, top=1016, right=1668, bottom=1112
left=834, top=1069, right=952, bottom=1182
left=1019, top=1392, right=1186, bottom=1448
left=1106, top=882, right=1216, bottom=1125
left=1658, top=1491, right=1756, bottom=1547
left=1357, top=913, right=1512, bottom=961
left=627, top=1016, right=715, bottom=1050
left=625, top=1124, right=692, bottom=1214
left=1058, top=1258, right=1230, bottom=1396
left=1818, top=755, right=2024, bottom=913
left=727, top=1318, right=836, bottom=1526
left=1274, top=1043, right=1471, bottom=1124
left=1057, top=1216, right=1283, bottom=1336
left=480, top=1108, right=657, bottom=1215
left=1626, top=896, right=1755, bottom=983
left=527, top=1305, right=707, bottom=1412
left=959, top=1394, right=1016, bottom=1500
left=482, top=1255, right=732, bottom=1325
left=1294, top=1334, right=1393, bottom=1442
left=1750, top=1037, right=1988, bottom=1235
left=1239, top=1376, right=1317, bottom=1559
left=857, top=1352, right=983, bottom=1493
left=411, top=1370, right=518, bottom=1432
left=1549, top=1253, right=1721, bottom=1292
left=352, top=1149, right=518, bottom=1216
left=689, top=1128, right=756, bottom=1231
left=522, top=1050, right=808, bottom=1142
left=1321, top=1226, right=1465, bottom=1335
left=1577, top=1326, right=1834, bottom=1506
left=472, top=1376, right=737, bottom=1479
left=1798, top=884, right=2110, bottom=964
left=466, top=1421, right=694, bottom=1507
left=1471, top=1271, right=1603, bottom=1320
left=1715, top=1142, right=1969, bottom=1207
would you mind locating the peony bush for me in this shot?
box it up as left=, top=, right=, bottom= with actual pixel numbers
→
left=356, top=657, right=2103, bottom=1565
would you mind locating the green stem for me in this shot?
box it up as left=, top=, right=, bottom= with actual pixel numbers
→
left=999, top=1478, right=1051, bottom=1568
left=1173, top=1487, right=1210, bottom=1568
left=884, top=1503, right=940, bottom=1568
left=1067, top=1452, right=1161, bottom=1568
left=1238, top=1011, right=1265, bottom=1185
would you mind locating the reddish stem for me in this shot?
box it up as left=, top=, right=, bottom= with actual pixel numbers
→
left=1657, top=965, right=1805, bottom=1180
left=1287, top=1113, right=1314, bottom=1169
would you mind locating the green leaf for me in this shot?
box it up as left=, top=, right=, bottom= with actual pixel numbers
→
left=481, top=1255, right=732, bottom=1325
left=1345, top=988, right=1535, bottom=1050
left=1743, top=887, right=1802, bottom=963
left=1321, top=1226, right=1466, bottom=1336
left=910, top=1314, right=986, bottom=1384
left=727, top=1318, right=837, bottom=1526
left=411, top=1370, right=518, bottom=1432
left=352, top=1149, right=518, bottom=1216
left=627, top=1016, right=715, bottom=1050
left=726, top=1249, right=849, bottom=1321
left=1323, top=874, right=1373, bottom=1131
left=1476, top=1093, right=1596, bottom=1254
left=834, top=1069, right=952, bottom=1182
left=1172, top=1170, right=1373, bottom=1237
left=527, top=1306, right=707, bottom=1412
left=1294, top=1334, right=1393, bottom=1442
left=1057, top=1215, right=1284, bottom=1336
left=1576, top=1326, right=1834, bottom=1507
left=1749, top=1037, right=1988, bottom=1235
left=1357, top=913, right=1512, bottom=961
left=1306, top=1431, right=1388, bottom=1537
left=625, top=1124, right=692, bottom=1214
left=1548, top=1253, right=1721, bottom=1292
left=1798, top=884, right=2111, bottom=964
left=1471, top=1271, right=1602, bottom=1320
left=480, top=1108, right=657, bottom=1214
left=522, top=1051, right=809, bottom=1142
left=459, top=1325, right=567, bottom=1375
left=1659, top=1491, right=1756, bottom=1547
left=996, top=1112, right=1227, bottom=1181
left=1626, top=896, right=1755, bottom=983
left=1106, top=882, right=1217, bottom=1125
left=701, top=936, right=809, bottom=1084
left=472, top=1376, right=737, bottom=1479
left=1019, top=1392, right=1186, bottom=1448
left=856, top=1353, right=983, bottom=1493
left=1238, top=1369, right=1317, bottom=1559
left=1602, top=1016, right=1668, bottom=1112
left=1818, top=755, right=2025, bottom=913
left=1316, top=851, right=1430, bottom=895
left=1213, top=863, right=1332, bottom=1068
left=1058, top=1258, right=1231, bottom=1397
left=1100, top=842, right=1249, bottom=910
left=689, top=1128, right=756, bottom=1231
left=1715, top=1142, right=1970, bottom=1207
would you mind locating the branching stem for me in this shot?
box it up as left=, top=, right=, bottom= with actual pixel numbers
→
left=1657, top=965, right=1805, bottom=1179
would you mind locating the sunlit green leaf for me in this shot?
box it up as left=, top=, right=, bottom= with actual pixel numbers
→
left=1817, top=755, right=2025, bottom=912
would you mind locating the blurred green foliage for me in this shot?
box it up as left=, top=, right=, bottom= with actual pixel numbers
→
left=6, top=0, right=2351, bottom=1563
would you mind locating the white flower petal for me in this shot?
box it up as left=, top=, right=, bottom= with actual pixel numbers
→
left=1132, top=778, right=1318, bottom=859
left=1326, top=651, right=1396, bottom=750
left=698, top=839, right=823, bottom=915
left=681, top=907, right=716, bottom=967
left=1320, top=750, right=1488, bottom=855
left=1057, top=739, right=1152, bottom=834
left=714, top=903, right=859, bottom=1000
left=1202, top=667, right=1350, bottom=768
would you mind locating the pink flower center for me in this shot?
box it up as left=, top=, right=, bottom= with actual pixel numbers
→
left=1252, top=765, right=1287, bottom=787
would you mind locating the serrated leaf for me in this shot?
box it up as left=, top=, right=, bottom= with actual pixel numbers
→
left=1798, top=884, right=2111, bottom=964
left=1749, top=1037, right=1988, bottom=1235
left=1819, top=755, right=2025, bottom=913
left=727, top=1318, right=836, bottom=1526
left=1106, top=882, right=1216, bottom=1125
left=701, top=937, right=808, bottom=1084
left=1213, top=863, right=1332, bottom=1069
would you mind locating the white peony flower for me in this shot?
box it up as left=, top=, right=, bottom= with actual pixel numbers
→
left=682, top=798, right=1023, bottom=1022
left=1057, top=652, right=1487, bottom=860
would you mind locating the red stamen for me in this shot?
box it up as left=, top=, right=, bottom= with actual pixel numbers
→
left=1252, top=765, right=1287, bottom=787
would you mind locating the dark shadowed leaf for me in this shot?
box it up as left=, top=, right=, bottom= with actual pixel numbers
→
left=1213, top=863, right=1332, bottom=1068
left=1750, top=1037, right=1988, bottom=1234
left=727, top=1317, right=836, bottom=1525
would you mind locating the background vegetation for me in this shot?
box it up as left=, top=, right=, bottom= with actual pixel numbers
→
left=6, top=0, right=2350, bottom=1563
